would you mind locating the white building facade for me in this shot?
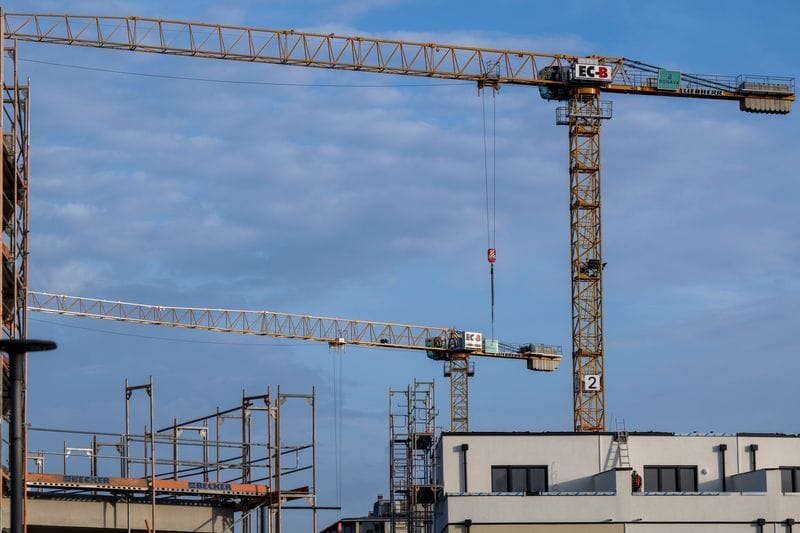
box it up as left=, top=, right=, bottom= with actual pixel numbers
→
left=435, top=432, right=800, bottom=533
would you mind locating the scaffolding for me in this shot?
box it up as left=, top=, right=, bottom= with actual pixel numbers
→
left=389, top=380, right=439, bottom=533
left=0, top=32, right=31, bottom=533
left=22, top=378, right=318, bottom=533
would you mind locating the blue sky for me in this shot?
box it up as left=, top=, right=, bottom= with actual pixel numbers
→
left=6, top=0, right=799, bottom=527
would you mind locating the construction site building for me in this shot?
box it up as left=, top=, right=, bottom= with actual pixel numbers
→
left=319, top=495, right=391, bottom=533
left=3, top=380, right=319, bottom=533
left=434, top=431, right=800, bottom=532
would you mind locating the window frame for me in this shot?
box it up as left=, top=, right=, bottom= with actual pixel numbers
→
left=780, top=466, right=800, bottom=492
left=490, top=465, right=548, bottom=493
left=643, top=465, right=698, bottom=492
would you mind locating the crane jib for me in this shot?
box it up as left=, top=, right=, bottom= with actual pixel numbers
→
left=27, top=292, right=562, bottom=367
left=2, top=13, right=793, bottom=110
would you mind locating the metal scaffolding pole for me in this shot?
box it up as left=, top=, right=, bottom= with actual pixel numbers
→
left=0, top=340, right=56, bottom=533
left=0, top=21, right=33, bottom=533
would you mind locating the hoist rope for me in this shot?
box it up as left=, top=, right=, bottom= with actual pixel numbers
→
left=331, top=351, right=343, bottom=517
left=481, top=89, right=498, bottom=340
left=337, top=353, right=343, bottom=511
left=492, top=90, right=497, bottom=250
left=482, top=93, right=491, bottom=250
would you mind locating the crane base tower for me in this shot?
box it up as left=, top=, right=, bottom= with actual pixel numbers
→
left=558, top=88, right=612, bottom=432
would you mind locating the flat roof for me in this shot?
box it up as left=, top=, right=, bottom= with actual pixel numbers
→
left=441, top=431, right=800, bottom=438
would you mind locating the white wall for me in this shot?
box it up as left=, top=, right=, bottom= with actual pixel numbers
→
left=439, top=433, right=800, bottom=494
left=625, top=435, right=730, bottom=491
left=439, top=492, right=800, bottom=529
left=736, top=436, right=800, bottom=471
left=436, top=433, right=800, bottom=531
left=440, top=433, right=613, bottom=493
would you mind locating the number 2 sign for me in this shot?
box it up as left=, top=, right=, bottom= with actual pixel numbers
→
left=583, top=375, right=601, bottom=392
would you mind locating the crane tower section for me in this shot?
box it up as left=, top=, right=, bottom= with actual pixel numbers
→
left=545, top=59, right=615, bottom=431
left=562, top=86, right=610, bottom=432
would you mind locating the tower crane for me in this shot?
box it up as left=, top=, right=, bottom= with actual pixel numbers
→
left=28, top=291, right=562, bottom=432
left=2, top=13, right=795, bottom=433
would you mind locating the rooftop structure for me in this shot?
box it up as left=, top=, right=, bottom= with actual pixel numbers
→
left=319, top=495, right=391, bottom=533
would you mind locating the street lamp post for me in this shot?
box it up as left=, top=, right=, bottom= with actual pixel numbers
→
left=0, top=339, right=57, bottom=533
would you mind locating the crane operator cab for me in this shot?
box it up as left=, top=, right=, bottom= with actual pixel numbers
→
left=426, top=330, right=484, bottom=360
left=538, top=58, right=616, bottom=101
left=538, top=65, right=570, bottom=101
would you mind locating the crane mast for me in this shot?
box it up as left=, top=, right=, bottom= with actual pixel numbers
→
left=3, top=13, right=795, bottom=433
left=566, top=88, right=607, bottom=431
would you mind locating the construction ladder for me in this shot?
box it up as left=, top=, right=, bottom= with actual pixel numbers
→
left=615, top=419, right=630, bottom=468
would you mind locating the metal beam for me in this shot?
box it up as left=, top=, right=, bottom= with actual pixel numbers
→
left=27, top=292, right=562, bottom=362
left=3, top=13, right=794, bottom=105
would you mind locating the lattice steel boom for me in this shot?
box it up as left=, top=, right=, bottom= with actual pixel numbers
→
left=1, top=13, right=795, bottom=107
left=28, top=291, right=562, bottom=431
left=7, top=12, right=795, bottom=433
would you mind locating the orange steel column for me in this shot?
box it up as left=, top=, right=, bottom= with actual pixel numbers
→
left=568, top=87, right=606, bottom=432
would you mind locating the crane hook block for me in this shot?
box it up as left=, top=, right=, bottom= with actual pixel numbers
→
left=488, top=248, right=496, bottom=263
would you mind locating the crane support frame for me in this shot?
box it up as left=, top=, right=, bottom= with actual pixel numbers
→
left=567, top=88, right=606, bottom=432
left=448, top=355, right=470, bottom=432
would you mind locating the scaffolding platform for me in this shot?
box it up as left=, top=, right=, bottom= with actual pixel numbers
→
left=27, top=473, right=272, bottom=498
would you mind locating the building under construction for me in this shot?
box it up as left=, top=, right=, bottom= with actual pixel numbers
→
left=10, top=379, right=319, bottom=533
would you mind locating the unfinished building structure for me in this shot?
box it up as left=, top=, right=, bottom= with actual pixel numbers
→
left=14, top=379, right=318, bottom=533
left=0, top=29, right=30, bottom=533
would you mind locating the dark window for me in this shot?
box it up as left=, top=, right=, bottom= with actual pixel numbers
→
left=528, top=467, right=547, bottom=492
left=780, top=467, right=800, bottom=492
left=781, top=469, right=792, bottom=491
left=643, top=466, right=697, bottom=492
left=491, top=466, right=548, bottom=492
left=679, top=467, right=696, bottom=492
left=510, top=468, right=527, bottom=491
left=661, top=468, right=677, bottom=491
left=643, top=467, right=659, bottom=492
left=492, top=467, right=508, bottom=491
